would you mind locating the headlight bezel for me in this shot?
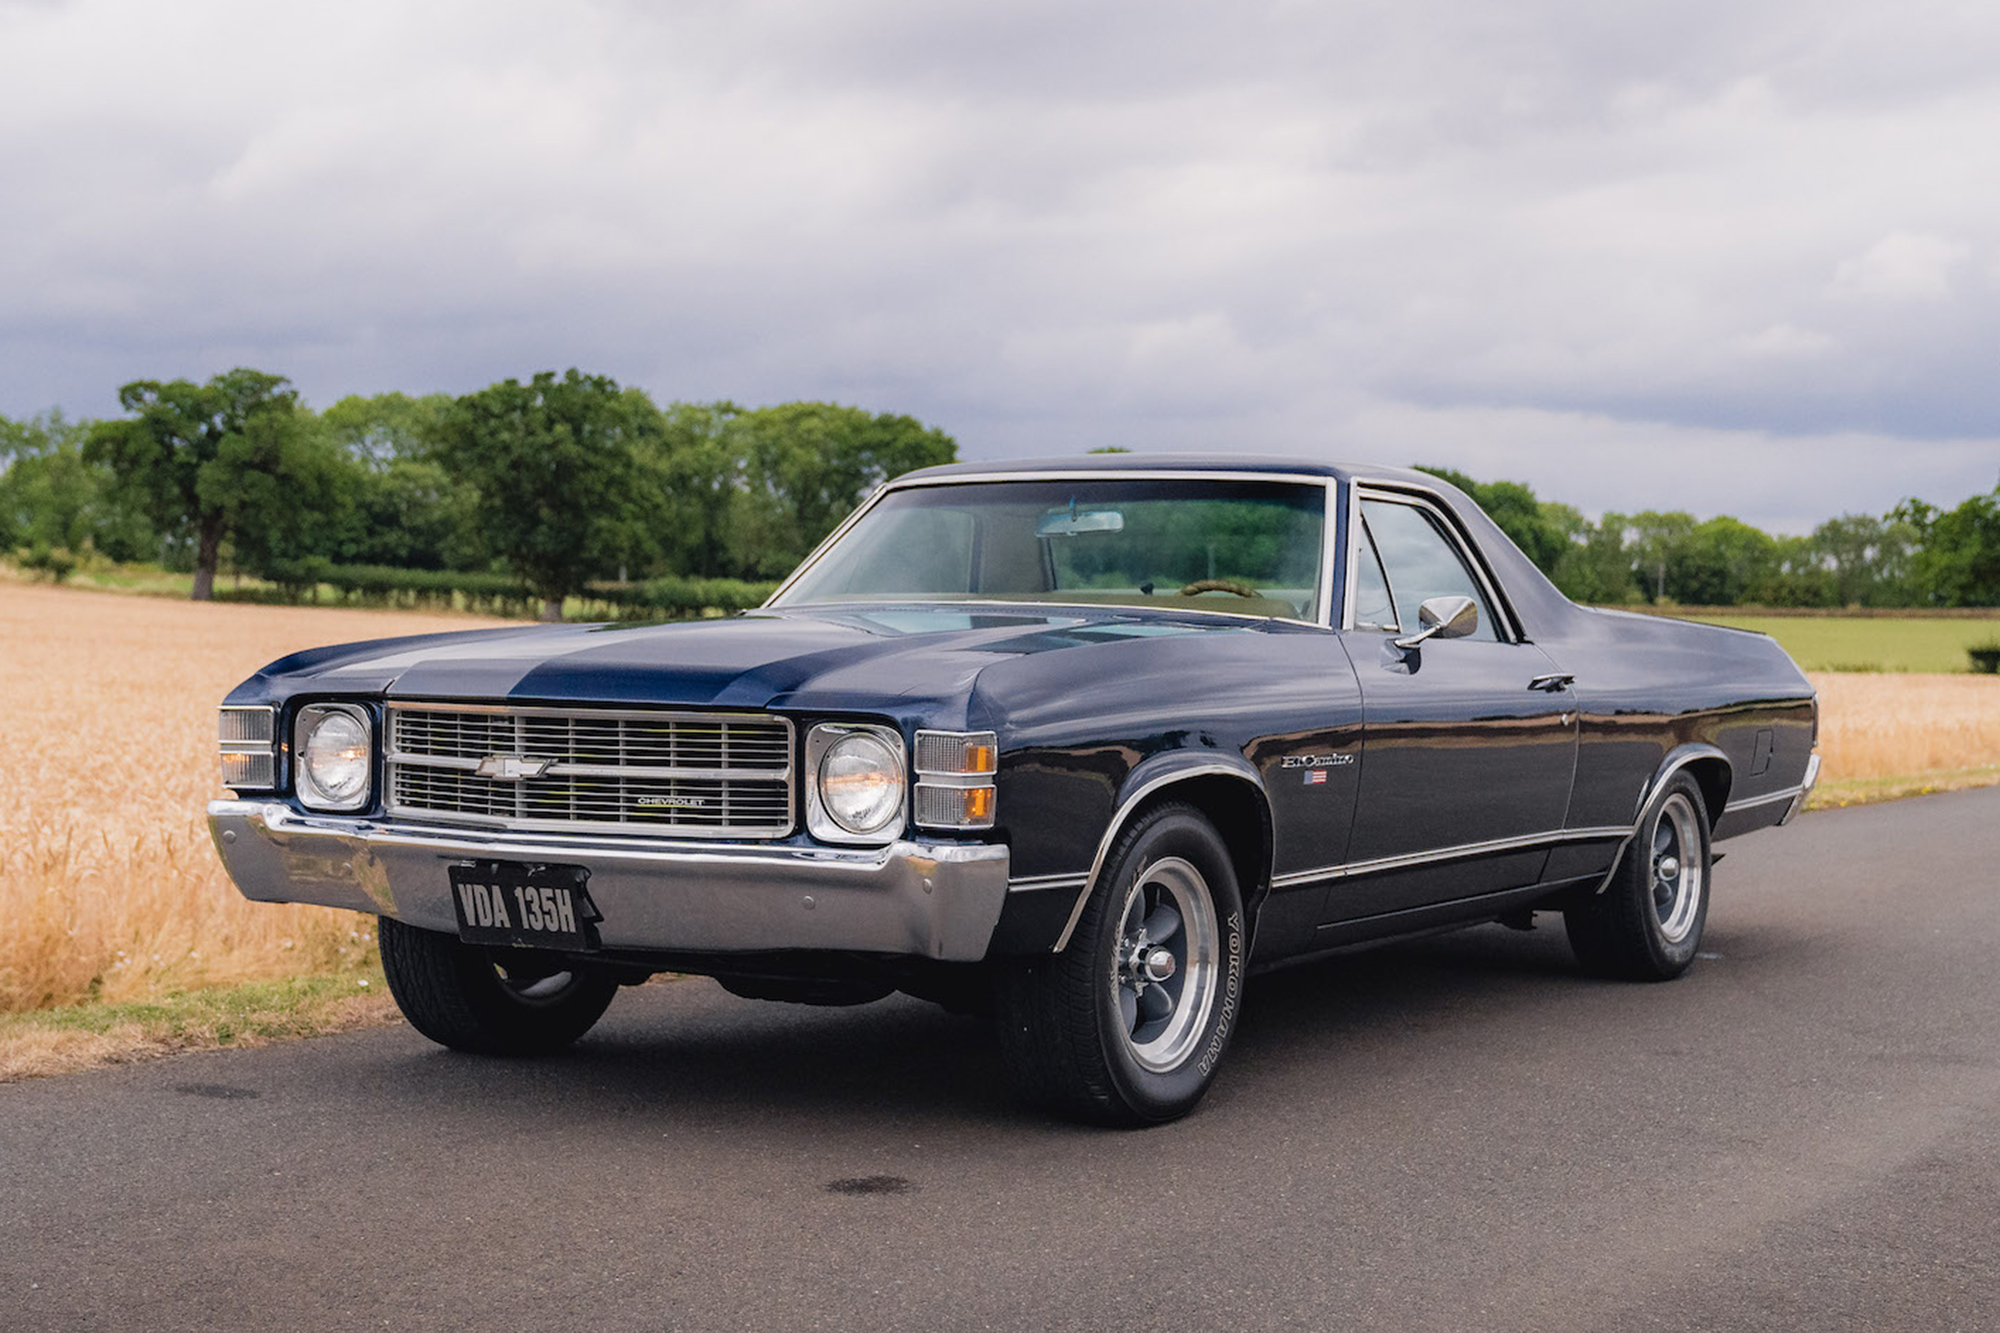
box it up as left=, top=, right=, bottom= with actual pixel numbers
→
left=293, top=702, right=375, bottom=813
left=805, top=722, right=907, bottom=844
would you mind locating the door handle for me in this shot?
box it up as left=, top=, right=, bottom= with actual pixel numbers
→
left=1528, top=672, right=1575, bottom=692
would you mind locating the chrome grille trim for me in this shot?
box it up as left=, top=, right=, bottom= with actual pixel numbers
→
left=385, top=702, right=795, bottom=838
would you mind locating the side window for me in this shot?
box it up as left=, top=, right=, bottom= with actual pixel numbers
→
left=1350, top=516, right=1399, bottom=632
left=1358, top=498, right=1500, bottom=642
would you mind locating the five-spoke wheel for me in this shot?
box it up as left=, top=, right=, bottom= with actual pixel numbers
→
left=1112, top=856, right=1220, bottom=1074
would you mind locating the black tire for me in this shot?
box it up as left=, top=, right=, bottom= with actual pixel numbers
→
left=992, top=803, right=1248, bottom=1126
left=1565, top=775, right=1712, bottom=981
left=378, top=916, right=620, bottom=1055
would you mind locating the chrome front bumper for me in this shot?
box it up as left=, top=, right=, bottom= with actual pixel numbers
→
left=206, top=800, right=1012, bottom=961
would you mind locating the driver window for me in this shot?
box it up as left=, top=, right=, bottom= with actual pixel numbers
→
left=1358, top=498, right=1499, bottom=642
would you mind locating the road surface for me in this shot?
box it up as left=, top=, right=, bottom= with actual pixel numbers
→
left=5, top=788, right=1998, bottom=1331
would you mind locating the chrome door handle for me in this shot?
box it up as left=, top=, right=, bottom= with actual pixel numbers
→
left=1528, top=672, right=1575, bottom=692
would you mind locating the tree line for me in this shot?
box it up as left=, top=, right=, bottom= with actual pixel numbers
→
left=1417, top=466, right=2000, bottom=609
left=0, top=368, right=958, bottom=617
left=3, top=369, right=1995, bottom=611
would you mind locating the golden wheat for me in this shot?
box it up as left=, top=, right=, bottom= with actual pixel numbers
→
left=0, top=580, right=516, bottom=1012
left=1, top=583, right=1992, bottom=1015
left=1807, top=671, right=2000, bottom=788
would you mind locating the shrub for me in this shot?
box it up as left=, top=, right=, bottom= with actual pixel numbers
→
left=16, top=543, right=79, bottom=583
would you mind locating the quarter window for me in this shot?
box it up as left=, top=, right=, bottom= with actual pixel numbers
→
left=1356, top=497, right=1499, bottom=641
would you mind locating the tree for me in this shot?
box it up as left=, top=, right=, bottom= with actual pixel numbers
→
left=321, top=391, right=453, bottom=468
left=322, top=392, right=480, bottom=570
left=1899, top=481, right=2000, bottom=607
left=1414, top=465, right=1569, bottom=575
left=722, top=403, right=957, bottom=579
left=1670, top=516, right=1776, bottom=606
left=84, top=370, right=331, bottom=599
left=1624, top=510, right=1698, bottom=602
left=432, top=370, right=662, bottom=619
left=3, top=411, right=150, bottom=560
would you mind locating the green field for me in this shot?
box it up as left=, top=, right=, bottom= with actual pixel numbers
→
left=1661, top=613, right=2000, bottom=674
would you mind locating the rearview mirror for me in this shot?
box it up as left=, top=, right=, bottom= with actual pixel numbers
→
left=1036, top=508, right=1125, bottom=537
left=1393, top=595, right=1478, bottom=650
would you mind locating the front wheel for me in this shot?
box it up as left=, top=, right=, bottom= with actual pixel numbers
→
left=379, top=917, right=620, bottom=1055
left=993, top=803, right=1247, bottom=1125
left=1565, top=776, right=1712, bottom=981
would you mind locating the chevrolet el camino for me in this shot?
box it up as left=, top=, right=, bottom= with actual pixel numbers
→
left=208, top=457, right=1819, bottom=1124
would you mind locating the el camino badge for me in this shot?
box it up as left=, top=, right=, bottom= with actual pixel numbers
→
left=1282, top=753, right=1353, bottom=785
left=474, top=755, right=552, bottom=781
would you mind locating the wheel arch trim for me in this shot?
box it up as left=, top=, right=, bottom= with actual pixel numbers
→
left=1594, top=744, right=1731, bottom=895
left=1049, top=756, right=1272, bottom=954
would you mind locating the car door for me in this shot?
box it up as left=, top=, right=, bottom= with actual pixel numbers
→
left=1325, top=487, right=1579, bottom=920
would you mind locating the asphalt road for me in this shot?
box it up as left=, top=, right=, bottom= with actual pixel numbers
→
left=6, top=788, right=1999, bottom=1333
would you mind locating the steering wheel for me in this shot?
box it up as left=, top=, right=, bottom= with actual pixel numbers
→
left=1177, top=579, right=1261, bottom=599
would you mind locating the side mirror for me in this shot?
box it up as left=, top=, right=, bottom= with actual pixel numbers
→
left=1394, top=595, right=1478, bottom=650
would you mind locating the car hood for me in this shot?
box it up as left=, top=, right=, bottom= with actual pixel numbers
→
left=240, top=604, right=1258, bottom=716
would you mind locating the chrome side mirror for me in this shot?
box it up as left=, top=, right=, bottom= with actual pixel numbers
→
left=1394, top=595, right=1478, bottom=650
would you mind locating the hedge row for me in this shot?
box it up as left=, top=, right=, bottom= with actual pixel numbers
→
left=245, top=560, right=777, bottom=619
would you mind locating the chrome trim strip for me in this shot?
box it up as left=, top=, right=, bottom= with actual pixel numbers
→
left=1267, top=825, right=1631, bottom=891
left=763, top=469, right=1340, bottom=629
left=1340, top=480, right=1364, bottom=632
left=388, top=700, right=789, bottom=725
left=1008, top=872, right=1090, bottom=893
left=383, top=753, right=789, bottom=783
left=1051, top=762, right=1264, bottom=953
left=1725, top=783, right=1810, bottom=814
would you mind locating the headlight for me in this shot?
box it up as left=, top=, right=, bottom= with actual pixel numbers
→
left=807, top=723, right=906, bottom=843
left=295, top=704, right=373, bottom=812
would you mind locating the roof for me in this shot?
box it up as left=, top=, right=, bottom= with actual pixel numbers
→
left=895, top=454, right=1440, bottom=487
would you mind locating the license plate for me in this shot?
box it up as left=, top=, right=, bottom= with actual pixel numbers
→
left=448, top=862, right=600, bottom=951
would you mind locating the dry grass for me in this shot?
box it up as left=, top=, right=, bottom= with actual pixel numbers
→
left=0, top=580, right=516, bottom=1014
left=0, top=976, right=399, bottom=1082
left=1805, top=671, right=2000, bottom=806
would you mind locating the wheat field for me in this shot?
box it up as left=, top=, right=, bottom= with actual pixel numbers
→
left=0, top=580, right=516, bottom=1013
left=1, top=580, right=1995, bottom=1016
left=1809, top=671, right=2000, bottom=796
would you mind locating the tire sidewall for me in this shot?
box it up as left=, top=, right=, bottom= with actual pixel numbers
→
left=1089, top=809, right=1247, bottom=1121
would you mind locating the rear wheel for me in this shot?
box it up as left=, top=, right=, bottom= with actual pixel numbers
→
left=1565, top=776, right=1711, bottom=981
left=379, top=916, right=619, bottom=1054
left=993, top=803, right=1247, bottom=1125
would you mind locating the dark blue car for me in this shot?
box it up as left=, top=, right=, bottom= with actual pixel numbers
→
left=209, top=456, right=1819, bottom=1124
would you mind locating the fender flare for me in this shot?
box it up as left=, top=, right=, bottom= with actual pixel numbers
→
left=1051, top=752, right=1273, bottom=953
left=1595, top=743, right=1732, bottom=895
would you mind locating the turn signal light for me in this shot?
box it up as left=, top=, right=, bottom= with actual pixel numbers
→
left=913, top=730, right=998, bottom=830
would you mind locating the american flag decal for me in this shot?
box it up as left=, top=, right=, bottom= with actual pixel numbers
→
left=1303, top=769, right=1327, bottom=786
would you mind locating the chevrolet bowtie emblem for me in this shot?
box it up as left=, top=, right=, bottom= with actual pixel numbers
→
left=474, top=754, right=553, bottom=781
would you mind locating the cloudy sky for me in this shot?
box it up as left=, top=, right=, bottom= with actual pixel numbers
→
left=3, top=0, right=1997, bottom=530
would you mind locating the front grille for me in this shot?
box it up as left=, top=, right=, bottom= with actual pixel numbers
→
left=385, top=704, right=794, bottom=837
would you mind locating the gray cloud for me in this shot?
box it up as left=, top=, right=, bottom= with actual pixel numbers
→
left=1, top=0, right=1995, bottom=530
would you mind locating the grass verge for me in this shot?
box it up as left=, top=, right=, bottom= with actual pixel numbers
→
left=1806, top=764, right=2000, bottom=812
left=0, top=971, right=398, bottom=1083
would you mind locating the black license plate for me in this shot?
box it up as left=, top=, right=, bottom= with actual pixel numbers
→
left=448, top=862, right=600, bottom=951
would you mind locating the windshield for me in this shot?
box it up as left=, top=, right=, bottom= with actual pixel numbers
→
left=772, top=478, right=1328, bottom=621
